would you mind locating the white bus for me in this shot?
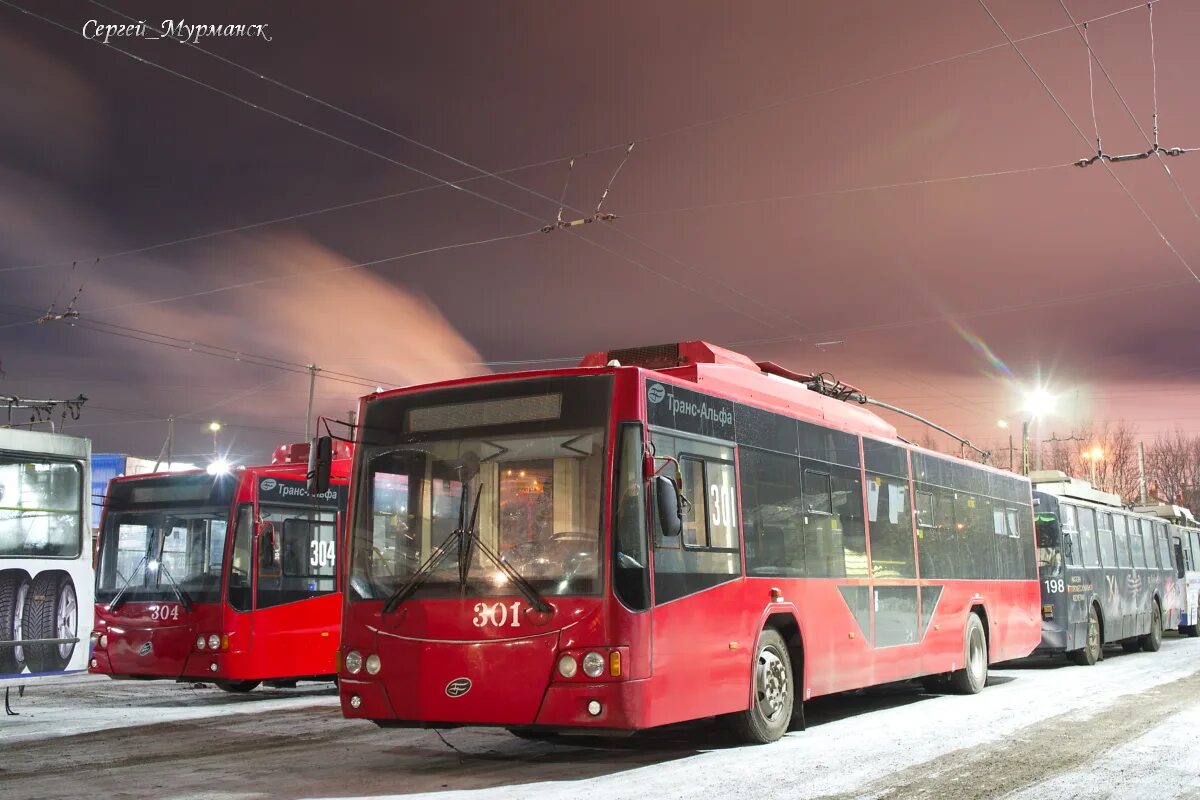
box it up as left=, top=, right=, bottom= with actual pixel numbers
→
left=0, top=428, right=93, bottom=688
left=1135, top=503, right=1200, bottom=637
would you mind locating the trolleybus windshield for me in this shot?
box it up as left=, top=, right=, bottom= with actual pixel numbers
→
left=96, top=508, right=228, bottom=605
left=350, top=377, right=610, bottom=601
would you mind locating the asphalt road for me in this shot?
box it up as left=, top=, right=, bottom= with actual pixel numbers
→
left=3, top=635, right=1199, bottom=800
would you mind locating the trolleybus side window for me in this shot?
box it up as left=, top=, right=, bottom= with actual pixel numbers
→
left=257, top=505, right=339, bottom=607
left=1034, top=506, right=1063, bottom=576
left=1140, top=520, right=1157, bottom=568
left=1078, top=506, right=1100, bottom=567
left=651, top=433, right=740, bottom=603
left=915, top=490, right=934, bottom=529
left=612, top=424, right=649, bottom=611
left=741, top=447, right=803, bottom=578
left=1129, top=518, right=1147, bottom=568
left=1059, top=504, right=1079, bottom=567
left=1097, top=512, right=1116, bottom=568
left=802, top=469, right=833, bottom=515
left=228, top=504, right=253, bottom=612
left=1112, top=514, right=1131, bottom=569
left=1155, top=524, right=1173, bottom=572
left=863, top=440, right=915, bottom=579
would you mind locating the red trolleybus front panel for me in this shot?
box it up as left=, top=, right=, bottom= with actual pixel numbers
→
left=339, top=374, right=624, bottom=727
left=92, top=471, right=236, bottom=678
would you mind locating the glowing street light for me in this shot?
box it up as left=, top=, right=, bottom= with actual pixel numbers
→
left=997, top=419, right=1009, bottom=429
left=1019, top=384, right=1057, bottom=477
left=1081, top=446, right=1105, bottom=487
left=206, top=458, right=232, bottom=476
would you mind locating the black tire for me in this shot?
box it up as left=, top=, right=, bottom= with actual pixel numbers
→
left=1069, top=605, right=1101, bottom=666
left=217, top=680, right=261, bottom=693
left=726, top=628, right=794, bottom=744
left=1186, top=624, right=1200, bottom=639
left=506, top=728, right=561, bottom=742
left=920, top=674, right=948, bottom=693
left=0, top=570, right=31, bottom=675
left=22, top=572, right=77, bottom=673
left=1140, top=602, right=1163, bottom=652
left=948, top=613, right=988, bottom=694
left=265, top=679, right=298, bottom=689
left=1121, top=639, right=1141, bottom=653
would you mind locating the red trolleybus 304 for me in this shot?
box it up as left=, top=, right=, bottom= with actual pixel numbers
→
left=328, top=342, right=1041, bottom=742
left=90, top=443, right=349, bottom=692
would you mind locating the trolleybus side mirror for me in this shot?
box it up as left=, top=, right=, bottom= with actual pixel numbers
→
left=308, top=435, right=333, bottom=494
left=655, top=474, right=683, bottom=539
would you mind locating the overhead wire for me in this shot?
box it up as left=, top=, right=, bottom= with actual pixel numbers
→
left=974, top=0, right=1200, bottom=286
left=1056, top=0, right=1200, bottom=234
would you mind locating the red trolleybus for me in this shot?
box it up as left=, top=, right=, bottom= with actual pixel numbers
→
left=329, top=342, right=1041, bottom=742
left=90, top=443, right=349, bottom=692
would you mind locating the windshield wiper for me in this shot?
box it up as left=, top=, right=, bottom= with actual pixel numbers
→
left=383, top=484, right=552, bottom=615
left=383, top=485, right=471, bottom=615
left=107, top=555, right=149, bottom=612
left=154, top=559, right=194, bottom=611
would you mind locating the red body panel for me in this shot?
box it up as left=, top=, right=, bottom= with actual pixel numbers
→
left=91, top=459, right=349, bottom=684
left=339, top=345, right=1043, bottom=733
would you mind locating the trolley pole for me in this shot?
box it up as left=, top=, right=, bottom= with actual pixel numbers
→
left=305, top=364, right=320, bottom=440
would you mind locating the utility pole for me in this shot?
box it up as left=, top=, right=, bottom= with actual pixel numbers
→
left=1021, top=419, right=1030, bottom=476
left=305, top=364, right=320, bottom=440
left=1138, top=441, right=1148, bottom=504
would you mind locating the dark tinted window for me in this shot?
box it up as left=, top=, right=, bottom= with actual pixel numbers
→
left=866, top=447, right=915, bottom=579
left=741, top=448, right=803, bottom=577
left=612, top=424, right=650, bottom=611
left=1078, top=507, right=1100, bottom=567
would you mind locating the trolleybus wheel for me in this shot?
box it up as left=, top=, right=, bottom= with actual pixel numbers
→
left=1140, top=602, right=1163, bottom=653
left=217, top=680, right=261, bottom=693
left=266, top=679, right=298, bottom=689
left=948, top=612, right=988, bottom=694
left=1069, top=605, right=1101, bottom=666
left=22, top=572, right=77, bottom=673
left=1186, top=624, right=1199, bottom=638
left=0, top=570, right=31, bottom=675
left=506, top=728, right=561, bottom=742
left=726, top=628, right=793, bottom=744
left=1120, top=639, right=1141, bottom=653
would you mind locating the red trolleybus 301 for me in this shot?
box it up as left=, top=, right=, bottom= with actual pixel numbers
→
left=90, top=443, right=350, bottom=692
left=328, top=342, right=1041, bottom=742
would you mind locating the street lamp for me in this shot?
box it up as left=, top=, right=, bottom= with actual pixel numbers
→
left=1020, top=386, right=1056, bottom=477
left=997, top=419, right=1014, bottom=472
left=208, top=421, right=221, bottom=456
left=1081, top=446, right=1104, bottom=487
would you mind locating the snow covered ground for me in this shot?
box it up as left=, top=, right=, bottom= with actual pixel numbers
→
left=2, top=637, right=1198, bottom=800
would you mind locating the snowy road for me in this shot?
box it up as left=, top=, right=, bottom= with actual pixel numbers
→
left=3, top=636, right=1199, bottom=800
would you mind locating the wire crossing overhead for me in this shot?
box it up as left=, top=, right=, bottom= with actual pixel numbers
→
left=542, top=143, right=635, bottom=233
left=2, top=394, right=87, bottom=430
left=1074, top=3, right=1188, bottom=168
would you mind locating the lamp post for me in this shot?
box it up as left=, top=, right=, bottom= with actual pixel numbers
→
left=208, top=421, right=221, bottom=457
left=1020, top=387, right=1055, bottom=477
left=1081, top=445, right=1104, bottom=488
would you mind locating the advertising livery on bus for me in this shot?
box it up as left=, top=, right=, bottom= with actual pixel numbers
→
left=90, top=442, right=350, bottom=691
left=1134, top=502, right=1200, bottom=637
left=1, top=428, right=93, bottom=687
left=1032, top=471, right=1183, bottom=665
left=324, top=341, right=1042, bottom=743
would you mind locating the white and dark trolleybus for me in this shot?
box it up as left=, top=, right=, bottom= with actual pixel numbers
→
left=1032, top=471, right=1182, bottom=665
left=1133, top=502, right=1200, bottom=638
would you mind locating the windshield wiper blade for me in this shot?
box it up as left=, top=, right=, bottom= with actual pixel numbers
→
left=465, top=530, right=552, bottom=614
left=107, top=555, right=149, bottom=612
left=381, top=527, right=460, bottom=615
left=458, top=486, right=482, bottom=593
left=155, top=559, right=193, bottom=611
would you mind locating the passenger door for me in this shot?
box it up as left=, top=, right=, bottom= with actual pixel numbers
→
left=649, top=431, right=747, bottom=722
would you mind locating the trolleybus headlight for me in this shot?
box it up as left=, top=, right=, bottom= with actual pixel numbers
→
left=557, top=654, right=578, bottom=678
left=587, top=700, right=602, bottom=716
left=581, top=652, right=605, bottom=678
left=344, top=650, right=363, bottom=675
left=365, top=654, right=382, bottom=675
left=99, top=634, right=108, bottom=648
left=207, top=634, right=221, bottom=650
left=196, top=636, right=206, bottom=650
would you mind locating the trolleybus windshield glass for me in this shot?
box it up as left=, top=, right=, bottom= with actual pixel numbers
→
left=96, top=509, right=228, bottom=603
left=1034, top=512, right=1063, bottom=575
left=350, top=377, right=611, bottom=602
left=0, top=455, right=82, bottom=558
